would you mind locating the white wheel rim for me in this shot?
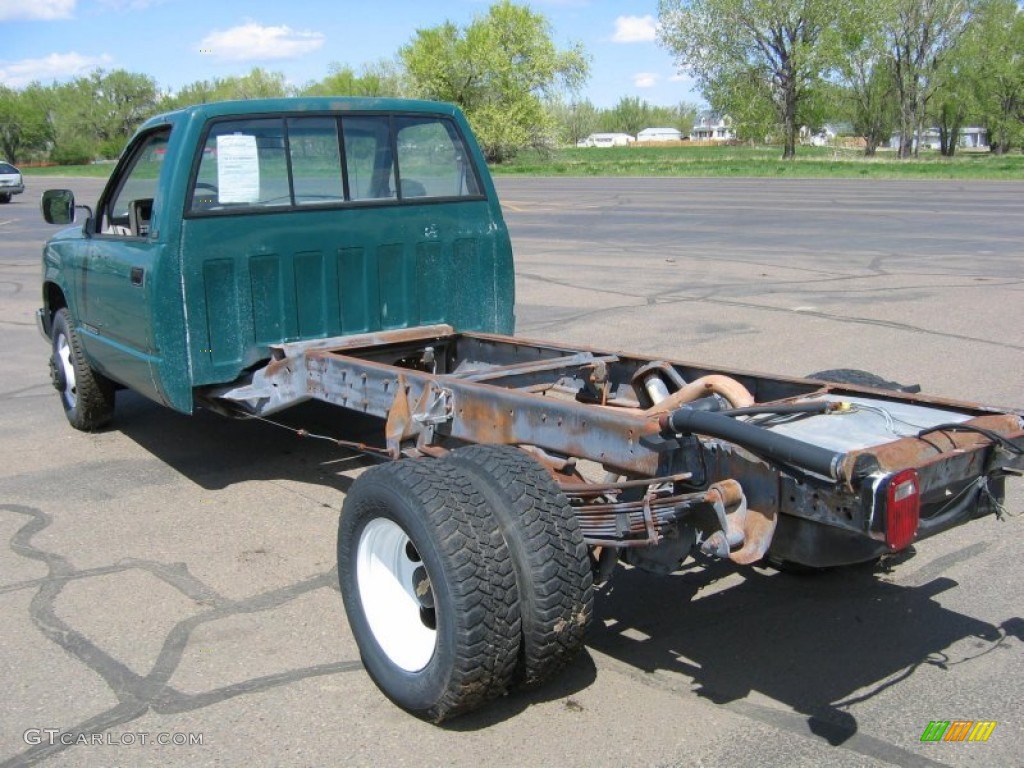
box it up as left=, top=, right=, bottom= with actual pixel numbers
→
left=356, top=518, right=437, bottom=672
left=56, top=333, right=77, bottom=408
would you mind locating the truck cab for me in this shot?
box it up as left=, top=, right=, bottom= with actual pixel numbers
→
left=39, top=98, right=515, bottom=427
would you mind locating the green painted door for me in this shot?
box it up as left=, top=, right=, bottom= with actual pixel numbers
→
left=82, top=127, right=189, bottom=408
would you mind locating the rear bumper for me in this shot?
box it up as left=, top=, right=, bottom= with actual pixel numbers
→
left=769, top=485, right=995, bottom=569
left=768, top=514, right=891, bottom=568
left=769, top=461, right=1017, bottom=570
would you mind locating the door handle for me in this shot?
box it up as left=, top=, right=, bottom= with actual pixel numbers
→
left=130, top=266, right=145, bottom=286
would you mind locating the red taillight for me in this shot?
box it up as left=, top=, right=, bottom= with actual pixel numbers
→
left=885, top=469, right=920, bottom=550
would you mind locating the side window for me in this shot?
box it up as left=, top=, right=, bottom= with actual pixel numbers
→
left=395, top=117, right=482, bottom=199
left=101, top=129, right=170, bottom=237
left=342, top=116, right=395, bottom=201
left=288, top=117, right=344, bottom=204
left=190, top=119, right=289, bottom=211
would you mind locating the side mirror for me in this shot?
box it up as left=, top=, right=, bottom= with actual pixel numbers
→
left=41, top=189, right=76, bottom=225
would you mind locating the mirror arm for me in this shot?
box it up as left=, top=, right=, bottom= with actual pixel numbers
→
left=78, top=205, right=95, bottom=237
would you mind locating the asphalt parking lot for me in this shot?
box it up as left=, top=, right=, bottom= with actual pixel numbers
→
left=1, top=174, right=1022, bottom=768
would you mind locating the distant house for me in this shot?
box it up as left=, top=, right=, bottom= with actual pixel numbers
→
left=636, top=127, right=683, bottom=143
left=692, top=113, right=735, bottom=142
left=579, top=132, right=635, bottom=148
left=802, top=122, right=854, bottom=147
left=812, top=129, right=835, bottom=147
left=889, top=128, right=941, bottom=151
left=960, top=127, right=989, bottom=149
left=888, top=127, right=989, bottom=151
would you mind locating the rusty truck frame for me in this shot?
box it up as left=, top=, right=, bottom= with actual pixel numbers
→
left=36, top=98, right=1024, bottom=723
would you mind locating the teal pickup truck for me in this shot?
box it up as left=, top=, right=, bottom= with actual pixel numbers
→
left=38, top=98, right=1024, bottom=722
left=38, top=98, right=513, bottom=428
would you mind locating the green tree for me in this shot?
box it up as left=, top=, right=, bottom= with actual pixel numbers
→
left=0, top=84, right=51, bottom=163
left=603, top=96, right=651, bottom=135
left=162, top=67, right=292, bottom=111
left=658, top=0, right=849, bottom=158
left=887, top=0, right=978, bottom=158
left=669, top=101, right=701, bottom=136
left=158, top=79, right=218, bottom=110
left=88, top=69, right=159, bottom=157
left=929, top=46, right=978, bottom=156
left=835, top=10, right=899, bottom=156
left=963, top=0, right=1024, bottom=154
left=302, top=60, right=405, bottom=97
left=546, top=97, right=599, bottom=145
left=400, top=0, right=589, bottom=162
left=593, top=99, right=697, bottom=137
left=702, top=66, right=778, bottom=143
left=848, top=64, right=900, bottom=156
left=46, top=79, right=100, bottom=164
left=21, top=69, right=159, bottom=162
left=211, top=68, right=291, bottom=100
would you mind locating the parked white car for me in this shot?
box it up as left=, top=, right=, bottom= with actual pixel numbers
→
left=0, top=161, right=25, bottom=203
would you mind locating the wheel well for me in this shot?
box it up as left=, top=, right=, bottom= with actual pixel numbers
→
left=44, top=282, right=67, bottom=320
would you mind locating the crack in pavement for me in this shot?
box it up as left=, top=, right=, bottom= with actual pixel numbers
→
left=0, top=383, right=53, bottom=401
left=517, top=274, right=1024, bottom=353
left=658, top=295, right=1024, bottom=352
left=1, top=503, right=361, bottom=768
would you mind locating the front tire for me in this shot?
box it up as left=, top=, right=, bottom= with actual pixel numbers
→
left=338, top=459, right=520, bottom=722
left=49, top=308, right=115, bottom=431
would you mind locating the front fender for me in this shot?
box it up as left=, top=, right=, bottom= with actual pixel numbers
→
left=40, top=226, right=87, bottom=328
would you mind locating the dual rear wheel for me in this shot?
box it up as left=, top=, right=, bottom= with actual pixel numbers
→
left=337, top=446, right=593, bottom=722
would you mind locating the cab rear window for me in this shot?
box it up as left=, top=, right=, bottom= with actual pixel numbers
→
left=188, top=113, right=483, bottom=215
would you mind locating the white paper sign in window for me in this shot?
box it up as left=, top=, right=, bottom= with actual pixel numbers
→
left=216, top=134, right=260, bottom=203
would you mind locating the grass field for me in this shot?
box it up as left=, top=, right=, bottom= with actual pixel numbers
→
left=490, top=144, right=1024, bottom=180
left=24, top=163, right=116, bottom=178
left=23, top=144, right=1024, bottom=181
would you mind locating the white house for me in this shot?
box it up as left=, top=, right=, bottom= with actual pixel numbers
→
left=888, top=127, right=989, bottom=151
left=692, top=113, right=735, bottom=142
left=579, top=132, right=635, bottom=148
left=636, top=127, right=683, bottom=143
left=960, top=127, right=989, bottom=149
left=802, top=123, right=854, bottom=146
left=889, top=128, right=941, bottom=151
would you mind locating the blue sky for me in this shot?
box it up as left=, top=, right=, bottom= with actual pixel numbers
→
left=0, top=0, right=703, bottom=108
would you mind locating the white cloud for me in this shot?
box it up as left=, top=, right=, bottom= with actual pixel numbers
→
left=632, top=73, right=658, bottom=89
left=612, top=15, right=657, bottom=43
left=0, top=0, right=75, bottom=21
left=0, top=51, right=113, bottom=88
left=199, top=22, right=325, bottom=62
